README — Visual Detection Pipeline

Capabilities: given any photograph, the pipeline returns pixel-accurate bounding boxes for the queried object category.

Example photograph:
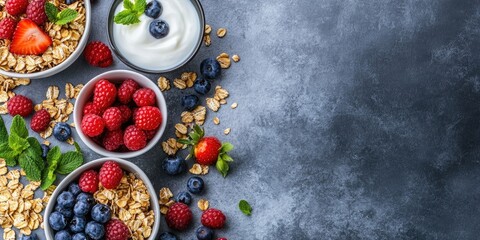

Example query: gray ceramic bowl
[43,158,160,240]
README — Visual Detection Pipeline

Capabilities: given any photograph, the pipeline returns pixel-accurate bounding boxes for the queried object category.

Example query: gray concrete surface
[2,0,480,239]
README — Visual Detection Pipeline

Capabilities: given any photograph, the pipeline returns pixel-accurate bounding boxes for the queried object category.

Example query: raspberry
[116,105,132,123]
[26,0,47,25]
[6,0,28,16]
[201,208,226,229]
[7,95,33,117]
[144,128,158,140]
[81,114,105,137]
[0,17,17,40]
[99,161,123,189]
[83,102,102,116]
[133,106,162,131]
[84,41,113,67]
[30,109,50,133]
[102,129,124,151]
[165,203,192,231]
[117,79,139,104]
[123,125,147,151]
[78,170,99,194]
[105,219,130,240]
[132,88,156,107]
[102,107,122,131]
[93,79,117,110]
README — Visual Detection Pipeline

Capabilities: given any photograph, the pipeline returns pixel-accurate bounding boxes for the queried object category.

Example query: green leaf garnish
[19,148,45,181]
[9,132,29,154]
[45,3,59,22]
[45,2,78,25]
[239,200,252,216]
[114,0,146,25]
[0,116,8,143]
[11,115,28,138]
[216,159,229,178]
[56,151,83,174]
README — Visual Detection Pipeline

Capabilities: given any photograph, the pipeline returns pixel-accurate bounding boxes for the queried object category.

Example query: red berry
[30,109,50,133]
[78,170,99,194]
[143,128,158,140]
[117,79,139,104]
[201,208,226,229]
[7,95,33,117]
[105,219,130,240]
[194,137,222,165]
[99,161,123,189]
[84,41,113,67]
[81,114,105,137]
[0,17,17,40]
[6,0,28,16]
[165,203,192,231]
[132,88,156,107]
[10,19,51,55]
[123,125,147,151]
[102,107,122,131]
[93,79,117,110]
[116,105,132,123]
[133,106,162,131]
[102,129,124,151]
[26,0,47,25]
[83,102,102,116]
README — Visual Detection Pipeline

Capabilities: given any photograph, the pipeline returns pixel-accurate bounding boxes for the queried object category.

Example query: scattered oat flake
[206,98,220,112]
[232,54,240,62]
[231,102,238,109]
[204,24,212,34]
[173,78,187,90]
[216,53,231,69]
[157,76,170,91]
[197,199,209,211]
[224,128,231,135]
[217,28,227,38]
[204,35,211,47]
[213,117,220,125]
[189,164,202,175]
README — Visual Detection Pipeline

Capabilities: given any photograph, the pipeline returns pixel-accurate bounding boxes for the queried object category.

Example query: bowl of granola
[43,158,160,240]
[0,0,91,79]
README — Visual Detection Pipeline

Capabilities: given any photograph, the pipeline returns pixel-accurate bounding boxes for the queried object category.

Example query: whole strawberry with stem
[178,125,234,177]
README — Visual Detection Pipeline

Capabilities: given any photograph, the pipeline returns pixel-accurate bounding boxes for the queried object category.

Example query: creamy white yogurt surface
[112,0,201,71]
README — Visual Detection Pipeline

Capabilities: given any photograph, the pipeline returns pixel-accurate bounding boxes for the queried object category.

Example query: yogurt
[112,0,201,71]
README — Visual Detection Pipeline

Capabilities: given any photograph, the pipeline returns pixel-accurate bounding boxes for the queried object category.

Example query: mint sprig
[45,2,78,26]
[114,0,146,25]
[239,200,252,216]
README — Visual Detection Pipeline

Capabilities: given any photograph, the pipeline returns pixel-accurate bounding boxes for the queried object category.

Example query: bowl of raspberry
[43,158,161,240]
[73,69,167,158]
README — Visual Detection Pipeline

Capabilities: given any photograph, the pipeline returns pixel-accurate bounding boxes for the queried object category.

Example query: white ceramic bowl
[43,158,161,240]
[0,0,92,79]
[73,70,167,158]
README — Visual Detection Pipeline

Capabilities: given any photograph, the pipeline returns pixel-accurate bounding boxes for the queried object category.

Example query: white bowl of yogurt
[107,0,205,73]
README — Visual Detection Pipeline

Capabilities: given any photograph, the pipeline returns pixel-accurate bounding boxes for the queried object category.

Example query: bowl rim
[106,0,206,74]
[43,157,161,240]
[73,69,167,158]
[0,0,92,79]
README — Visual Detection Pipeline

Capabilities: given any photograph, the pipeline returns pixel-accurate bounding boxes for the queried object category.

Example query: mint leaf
[0,142,17,166]
[123,0,134,10]
[19,148,44,181]
[27,137,42,156]
[239,200,252,216]
[56,151,83,174]
[220,142,234,153]
[45,2,59,22]
[47,146,61,167]
[11,115,28,139]
[41,168,56,190]
[216,159,229,178]
[56,8,78,25]
[114,10,140,25]
[0,116,8,143]
[8,132,29,154]
[74,142,81,152]
[133,0,146,13]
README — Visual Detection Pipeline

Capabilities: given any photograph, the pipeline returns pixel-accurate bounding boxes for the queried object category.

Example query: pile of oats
[206,86,229,112]
[0,0,86,74]
[203,24,212,47]
[189,163,209,175]
[94,172,155,240]
[158,187,175,215]
[0,159,55,239]
[0,76,30,114]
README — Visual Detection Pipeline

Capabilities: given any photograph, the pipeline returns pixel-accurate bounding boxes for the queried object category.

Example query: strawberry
[179,125,234,177]
[9,19,52,55]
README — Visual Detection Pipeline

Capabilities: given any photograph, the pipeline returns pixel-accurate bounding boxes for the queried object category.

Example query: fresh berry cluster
[80,79,163,151]
[49,161,131,240]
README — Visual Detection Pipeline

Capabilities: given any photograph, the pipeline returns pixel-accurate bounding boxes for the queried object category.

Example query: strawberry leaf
[177,139,190,145]
[239,200,252,216]
[220,142,234,153]
[216,159,229,178]
[220,153,233,162]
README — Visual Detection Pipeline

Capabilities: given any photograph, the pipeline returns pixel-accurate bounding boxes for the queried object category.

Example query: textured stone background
[3,0,480,239]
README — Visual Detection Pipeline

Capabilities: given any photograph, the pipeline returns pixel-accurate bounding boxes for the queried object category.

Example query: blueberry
[55,230,72,240]
[175,191,192,205]
[91,203,111,223]
[53,122,72,141]
[145,0,162,18]
[149,19,169,39]
[72,233,88,240]
[20,233,38,240]
[65,0,78,4]
[41,144,49,159]
[200,58,221,79]
[68,182,82,197]
[196,226,214,240]
[85,221,105,240]
[193,76,212,95]
[57,191,75,208]
[48,211,67,231]
[55,205,73,219]
[159,232,178,240]
[73,199,91,217]
[69,216,87,233]
[162,155,187,175]
[187,176,204,194]
[76,193,94,205]
[181,94,199,111]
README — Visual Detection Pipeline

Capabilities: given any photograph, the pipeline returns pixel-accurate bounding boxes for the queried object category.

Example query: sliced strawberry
[9,19,52,55]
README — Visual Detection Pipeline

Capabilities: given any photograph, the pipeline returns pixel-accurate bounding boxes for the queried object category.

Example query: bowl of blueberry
[43,158,160,240]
